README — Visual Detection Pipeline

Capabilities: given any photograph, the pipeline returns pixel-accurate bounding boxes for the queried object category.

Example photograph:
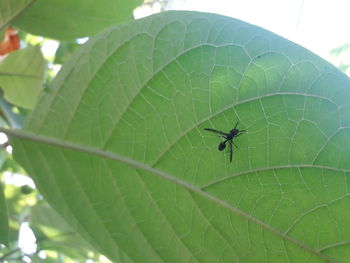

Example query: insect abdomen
[218,142,226,151]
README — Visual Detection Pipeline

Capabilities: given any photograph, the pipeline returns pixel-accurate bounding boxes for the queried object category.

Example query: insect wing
[204,128,228,136]
[228,141,233,162]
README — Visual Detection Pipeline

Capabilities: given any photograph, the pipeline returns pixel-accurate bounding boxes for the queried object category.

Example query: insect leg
[232,140,238,148]
[234,130,245,138]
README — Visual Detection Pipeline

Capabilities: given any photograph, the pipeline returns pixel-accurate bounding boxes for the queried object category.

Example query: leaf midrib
[3,127,340,263]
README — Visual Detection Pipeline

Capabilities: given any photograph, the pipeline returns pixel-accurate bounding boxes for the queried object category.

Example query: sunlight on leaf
[11,11,350,262]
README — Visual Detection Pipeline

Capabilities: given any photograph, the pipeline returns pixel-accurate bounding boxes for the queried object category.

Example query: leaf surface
[11,11,350,262]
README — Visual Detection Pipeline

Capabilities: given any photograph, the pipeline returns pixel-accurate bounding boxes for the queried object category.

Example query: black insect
[204,122,245,162]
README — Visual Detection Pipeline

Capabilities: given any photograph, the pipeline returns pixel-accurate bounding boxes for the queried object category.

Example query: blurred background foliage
[0,0,349,262]
[330,43,350,75]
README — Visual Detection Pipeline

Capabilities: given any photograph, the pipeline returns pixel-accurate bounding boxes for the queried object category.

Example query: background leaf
[0,181,9,247]
[0,96,25,128]
[11,0,143,40]
[10,11,350,262]
[0,151,9,247]
[30,202,109,262]
[0,0,33,29]
[0,45,45,109]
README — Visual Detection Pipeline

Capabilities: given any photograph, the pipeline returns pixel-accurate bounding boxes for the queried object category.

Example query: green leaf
[0,0,33,29]
[11,0,143,40]
[0,181,9,247]
[0,45,45,109]
[9,11,350,262]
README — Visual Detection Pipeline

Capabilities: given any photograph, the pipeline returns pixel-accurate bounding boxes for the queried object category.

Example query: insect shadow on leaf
[204,122,245,162]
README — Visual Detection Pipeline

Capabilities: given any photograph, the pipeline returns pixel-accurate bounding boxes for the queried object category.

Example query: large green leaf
[8,11,350,262]
[10,0,143,40]
[0,45,45,109]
